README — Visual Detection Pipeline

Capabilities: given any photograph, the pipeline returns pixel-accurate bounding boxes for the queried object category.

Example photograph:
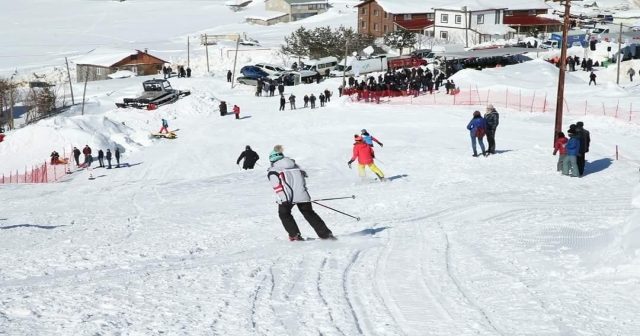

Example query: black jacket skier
[115,148,121,167]
[97,149,105,168]
[106,149,113,169]
[279,95,286,111]
[237,146,260,169]
[73,147,81,166]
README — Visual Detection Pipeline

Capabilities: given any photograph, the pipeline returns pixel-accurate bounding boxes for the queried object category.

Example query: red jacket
[82,147,92,155]
[350,142,374,165]
[554,137,567,155]
[233,106,240,115]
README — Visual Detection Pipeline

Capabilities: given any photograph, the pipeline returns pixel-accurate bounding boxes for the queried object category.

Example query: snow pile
[449,59,585,90]
[108,70,136,79]
[621,184,640,257]
[0,115,151,173]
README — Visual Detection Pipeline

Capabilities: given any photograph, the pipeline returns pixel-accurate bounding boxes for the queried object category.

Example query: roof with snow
[357,0,549,14]
[472,24,516,35]
[245,12,288,21]
[73,47,166,67]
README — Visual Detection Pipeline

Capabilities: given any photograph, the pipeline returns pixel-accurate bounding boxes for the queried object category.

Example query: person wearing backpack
[466,111,487,157]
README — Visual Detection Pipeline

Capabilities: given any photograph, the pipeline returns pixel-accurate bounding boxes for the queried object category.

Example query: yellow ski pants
[358,163,384,178]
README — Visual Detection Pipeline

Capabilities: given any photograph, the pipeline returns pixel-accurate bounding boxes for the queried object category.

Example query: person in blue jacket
[466,111,487,157]
[562,129,581,177]
[361,129,383,148]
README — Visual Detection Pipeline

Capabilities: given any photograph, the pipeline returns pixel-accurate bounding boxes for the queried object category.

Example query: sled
[151,132,177,139]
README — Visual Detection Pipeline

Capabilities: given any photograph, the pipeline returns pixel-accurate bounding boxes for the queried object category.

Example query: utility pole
[81,68,89,115]
[64,57,75,105]
[9,72,16,130]
[553,0,574,145]
[187,36,190,68]
[230,36,240,89]
[205,35,210,73]
[342,39,349,87]
[463,6,469,48]
[616,22,623,84]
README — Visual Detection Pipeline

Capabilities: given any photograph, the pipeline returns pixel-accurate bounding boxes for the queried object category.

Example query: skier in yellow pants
[347,135,385,180]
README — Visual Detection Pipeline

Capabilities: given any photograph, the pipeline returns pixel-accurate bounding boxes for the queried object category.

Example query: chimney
[144,48,148,54]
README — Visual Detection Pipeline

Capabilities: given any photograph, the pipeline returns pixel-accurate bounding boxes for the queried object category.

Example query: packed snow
[2,0,640,335]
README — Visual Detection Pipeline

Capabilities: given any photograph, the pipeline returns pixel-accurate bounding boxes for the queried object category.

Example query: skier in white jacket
[267,145,335,241]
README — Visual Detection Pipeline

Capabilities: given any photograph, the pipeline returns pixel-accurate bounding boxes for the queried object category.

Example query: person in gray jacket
[484,104,500,155]
[267,145,335,241]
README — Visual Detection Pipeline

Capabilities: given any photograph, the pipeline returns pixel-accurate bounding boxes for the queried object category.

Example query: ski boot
[289,234,305,242]
[321,234,338,241]
[472,151,479,157]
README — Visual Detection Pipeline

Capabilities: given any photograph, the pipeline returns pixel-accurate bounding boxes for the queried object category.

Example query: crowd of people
[162,65,191,79]
[70,145,122,169]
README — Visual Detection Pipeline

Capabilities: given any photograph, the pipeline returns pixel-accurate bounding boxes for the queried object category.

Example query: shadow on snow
[0,224,67,230]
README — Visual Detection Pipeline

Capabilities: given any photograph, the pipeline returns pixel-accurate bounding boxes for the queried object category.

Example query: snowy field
[2,0,640,335]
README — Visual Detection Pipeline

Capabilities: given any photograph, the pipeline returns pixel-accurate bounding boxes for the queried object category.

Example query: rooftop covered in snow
[357,0,550,14]
[73,47,166,68]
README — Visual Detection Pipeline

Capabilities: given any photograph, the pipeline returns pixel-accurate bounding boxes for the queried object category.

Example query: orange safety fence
[1,147,73,184]
[346,86,640,123]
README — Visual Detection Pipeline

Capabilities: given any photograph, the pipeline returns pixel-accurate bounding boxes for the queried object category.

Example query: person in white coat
[267,145,335,241]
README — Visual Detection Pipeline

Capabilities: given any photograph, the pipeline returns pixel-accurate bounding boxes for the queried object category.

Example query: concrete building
[74,47,167,83]
[264,0,329,22]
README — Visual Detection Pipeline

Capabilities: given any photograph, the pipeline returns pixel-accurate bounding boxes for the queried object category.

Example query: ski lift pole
[312,201,360,221]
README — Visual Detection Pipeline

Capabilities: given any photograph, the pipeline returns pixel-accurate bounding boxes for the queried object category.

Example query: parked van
[591,24,629,37]
[330,56,388,77]
[301,57,339,76]
[254,63,287,75]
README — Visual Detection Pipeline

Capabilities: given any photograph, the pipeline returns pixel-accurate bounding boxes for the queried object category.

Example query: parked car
[236,76,262,86]
[595,14,614,24]
[255,63,287,75]
[239,38,260,46]
[240,66,269,78]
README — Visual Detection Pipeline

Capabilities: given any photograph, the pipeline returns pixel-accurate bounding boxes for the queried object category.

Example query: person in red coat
[347,135,385,180]
[233,105,240,120]
[553,131,568,172]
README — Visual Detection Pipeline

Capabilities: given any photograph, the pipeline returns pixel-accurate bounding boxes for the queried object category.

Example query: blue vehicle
[240,66,269,78]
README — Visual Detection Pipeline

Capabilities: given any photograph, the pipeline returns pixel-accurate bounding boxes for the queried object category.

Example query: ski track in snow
[2,74,640,335]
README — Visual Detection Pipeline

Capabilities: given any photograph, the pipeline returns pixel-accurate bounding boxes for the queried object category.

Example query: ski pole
[312,201,360,221]
[311,195,356,202]
[374,158,385,164]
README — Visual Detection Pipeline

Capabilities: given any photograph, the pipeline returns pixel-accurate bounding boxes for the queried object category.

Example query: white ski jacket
[267,157,311,204]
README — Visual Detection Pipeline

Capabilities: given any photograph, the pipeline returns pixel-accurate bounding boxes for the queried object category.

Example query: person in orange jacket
[233,105,240,119]
[347,135,385,180]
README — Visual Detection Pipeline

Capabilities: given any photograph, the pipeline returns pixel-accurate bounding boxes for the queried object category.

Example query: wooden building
[74,47,167,83]
[355,0,434,37]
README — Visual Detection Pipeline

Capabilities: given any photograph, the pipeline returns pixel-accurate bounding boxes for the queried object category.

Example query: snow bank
[449,59,584,91]
[0,115,151,173]
[621,184,640,257]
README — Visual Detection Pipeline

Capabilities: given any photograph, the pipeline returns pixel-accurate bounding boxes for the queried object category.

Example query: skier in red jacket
[233,105,240,120]
[348,135,385,180]
[553,131,568,172]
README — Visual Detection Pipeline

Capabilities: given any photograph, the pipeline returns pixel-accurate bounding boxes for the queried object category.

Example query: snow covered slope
[2,74,640,335]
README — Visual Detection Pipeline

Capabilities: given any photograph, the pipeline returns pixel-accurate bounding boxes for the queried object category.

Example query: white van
[301,57,339,76]
[591,24,629,37]
[330,56,388,77]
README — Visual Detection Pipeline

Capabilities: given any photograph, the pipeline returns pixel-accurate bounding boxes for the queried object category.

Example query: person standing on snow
[303,95,310,108]
[82,145,92,166]
[227,70,232,82]
[628,68,635,82]
[98,149,105,168]
[289,94,296,110]
[159,119,169,134]
[115,148,121,168]
[267,145,336,241]
[467,111,487,157]
[219,101,228,116]
[237,145,260,170]
[309,94,317,109]
[279,95,286,111]
[348,135,385,180]
[106,149,113,169]
[553,131,568,172]
[319,93,326,107]
[574,121,590,176]
[324,89,331,102]
[589,71,597,85]
[563,129,580,177]
[483,104,499,155]
[73,147,81,167]
[233,105,240,120]
[360,129,383,148]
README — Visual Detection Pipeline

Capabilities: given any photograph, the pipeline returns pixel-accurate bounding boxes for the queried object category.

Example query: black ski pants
[278,202,332,238]
[577,154,586,176]
[98,157,104,167]
[486,129,496,154]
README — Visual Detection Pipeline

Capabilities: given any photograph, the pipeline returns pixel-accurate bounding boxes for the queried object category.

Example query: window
[361,21,367,29]
[361,7,366,14]
[477,14,484,24]
[440,31,448,39]
[130,54,138,61]
[528,9,536,15]
[374,9,379,16]
[425,30,434,37]
[384,25,389,32]
[455,15,461,24]
[309,4,325,10]
[403,14,412,20]
[495,10,500,24]
[505,10,513,16]
[426,13,434,19]
[96,68,102,75]
[441,14,448,23]
[374,23,379,31]
[384,12,388,19]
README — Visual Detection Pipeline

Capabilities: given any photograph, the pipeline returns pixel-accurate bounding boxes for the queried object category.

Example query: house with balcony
[264,0,329,22]
[355,0,434,38]
[430,6,517,46]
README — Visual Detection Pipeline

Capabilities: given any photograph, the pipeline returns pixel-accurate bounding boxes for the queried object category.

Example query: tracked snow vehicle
[116,79,190,109]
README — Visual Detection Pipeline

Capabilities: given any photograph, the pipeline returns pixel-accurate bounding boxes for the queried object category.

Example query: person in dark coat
[227,70,232,82]
[237,145,260,170]
[303,95,309,108]
[97,149,105,168]
[278,83,285,95]
[73,147,81,167]
[279,95,286,111]
[483,104,500,155]
[310,94,317,109]
[589,71,597,85]
[186,67,192,78]
[575,121,590,176]
[106,149,113,169]
[115,148,121,168]
[219,101,228,116]
[82,145,92,166]
[324,89,331,102]
[289,94,296,110]
[319,93,325,107]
